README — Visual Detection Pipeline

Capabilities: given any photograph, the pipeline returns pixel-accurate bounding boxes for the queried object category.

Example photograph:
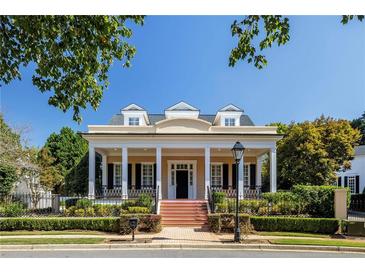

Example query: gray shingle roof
[109,113,255,126]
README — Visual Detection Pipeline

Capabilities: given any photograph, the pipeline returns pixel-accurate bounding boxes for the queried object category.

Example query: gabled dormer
[213,104,243,126]
[164,101,200,119]
[121,104,149,126]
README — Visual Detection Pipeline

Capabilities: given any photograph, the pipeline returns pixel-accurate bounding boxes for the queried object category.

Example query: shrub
[239,199,268,215]
[76,199,93,209]
[119,214,162,235]
[208,214,220,233]
[127,206,150,214]
[1,202,25,217]
[212,192,226,204]
[207,213,251,233]
[215,202,228,213]
[251,216,340,234]
[136,194,153,209]
[92,204,121,217]
[85,207,95,217]
[121,200,137,210]
[65,198,79,208]
[74,209,85,217]
[0,217,120,232]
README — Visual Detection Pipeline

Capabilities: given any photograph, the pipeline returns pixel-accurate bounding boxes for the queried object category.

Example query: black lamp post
[231,141,245,243]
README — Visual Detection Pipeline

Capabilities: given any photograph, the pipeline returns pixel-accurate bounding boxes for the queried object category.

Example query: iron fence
[210,186,262,199]
[350,194,365,212]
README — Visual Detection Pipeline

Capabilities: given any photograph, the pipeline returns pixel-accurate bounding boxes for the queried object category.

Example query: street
[1,248,365,258]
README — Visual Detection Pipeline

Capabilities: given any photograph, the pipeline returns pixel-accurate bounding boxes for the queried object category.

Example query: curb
[1,243,365,253]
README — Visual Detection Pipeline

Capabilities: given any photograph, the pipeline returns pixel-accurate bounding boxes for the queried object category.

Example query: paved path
[1,248,365,258]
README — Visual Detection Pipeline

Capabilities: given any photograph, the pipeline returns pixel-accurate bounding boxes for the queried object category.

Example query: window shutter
[135,163,141,190]
[344,176,348,188]
[232,164,237,189]
[107,164,114,189]
[223,164,229,189]
[128,164,132,190]
[337,177,342,187]
[356,175,360,194]
[153,164,157,189]
[250,164,256,189]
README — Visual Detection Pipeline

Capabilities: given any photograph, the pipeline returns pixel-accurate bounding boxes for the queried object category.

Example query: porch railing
[96,186,156,198]
[211,186,262,199]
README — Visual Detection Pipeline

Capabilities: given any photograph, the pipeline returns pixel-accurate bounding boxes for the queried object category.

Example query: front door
[176,170,189,199]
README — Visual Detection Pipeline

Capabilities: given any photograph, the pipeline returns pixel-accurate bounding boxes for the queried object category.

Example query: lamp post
[231,141,245,243]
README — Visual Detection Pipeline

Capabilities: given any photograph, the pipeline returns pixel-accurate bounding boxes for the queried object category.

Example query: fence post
[334,189,347,219]
[52,194,60,214]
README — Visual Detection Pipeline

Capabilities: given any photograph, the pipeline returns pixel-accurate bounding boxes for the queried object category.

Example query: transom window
[128,117,140,126]
[211,164,223,187]
[224,118,235,126]
[142,163,154,188]
[114,164,122,186]
[348,176,356,194]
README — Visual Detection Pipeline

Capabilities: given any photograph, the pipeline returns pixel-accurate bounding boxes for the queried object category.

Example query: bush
[93,205,121,217]
[119,214,162,235]
[207,213,251,233]
[1,202,25,217]
[136,194,153,209]
[65,198,79,208]
[215,202,228,213]
[251,216,340,234]
[212,192,226,204]
[127,206,150,214]
[85,207,95,217]
[121,200,137,210]
[208,214,220,233]
[74,209,85,217]
[76,199,93,209]
[0,217,120,232]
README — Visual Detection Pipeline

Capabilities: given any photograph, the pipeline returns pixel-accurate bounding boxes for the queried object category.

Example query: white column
[238,155,244,198]
[122,147,128,199]
[156,146,162,199]
[88,146,95,198]
[102,154,107,188]
[256,155,263,188]
[270,147,277,192]
[204,146,211,199]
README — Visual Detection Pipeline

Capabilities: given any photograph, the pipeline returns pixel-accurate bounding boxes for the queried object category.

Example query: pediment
[166,101,199,111]
[155,118,211,133]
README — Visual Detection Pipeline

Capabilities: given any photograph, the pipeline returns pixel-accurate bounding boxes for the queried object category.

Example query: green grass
[270,238,365,248]
[0,230,110,236]
[0,238,105,245]
[257,231,330,238]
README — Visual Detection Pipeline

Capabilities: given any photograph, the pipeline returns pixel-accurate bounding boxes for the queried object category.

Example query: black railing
[350,194,365,212]
[211,186,262,199]
[96,186,156,198]
[207,186,214,213]
[154,185,159,214]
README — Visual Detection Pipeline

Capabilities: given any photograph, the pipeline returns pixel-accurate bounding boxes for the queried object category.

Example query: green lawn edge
[270,238,365,248]
[257,231,330,238]
[0,238,106,245]
[0,230,112,236]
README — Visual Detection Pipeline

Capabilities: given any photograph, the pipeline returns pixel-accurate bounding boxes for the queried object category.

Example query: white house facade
[82,101,282,201]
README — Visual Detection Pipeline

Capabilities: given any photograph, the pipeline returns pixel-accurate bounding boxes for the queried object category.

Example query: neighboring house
[336,145,365,195]
[14,178,52,209]
[81,101,282,200]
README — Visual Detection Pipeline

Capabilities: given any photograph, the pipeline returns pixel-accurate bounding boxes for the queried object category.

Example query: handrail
[207,186,215,213]
[154,185,159,214]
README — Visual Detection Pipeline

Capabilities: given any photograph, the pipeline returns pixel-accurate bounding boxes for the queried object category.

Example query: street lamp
[231,141,245,243]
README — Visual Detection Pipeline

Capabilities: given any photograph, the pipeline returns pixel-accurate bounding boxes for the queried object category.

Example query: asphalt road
[1,248,365,258]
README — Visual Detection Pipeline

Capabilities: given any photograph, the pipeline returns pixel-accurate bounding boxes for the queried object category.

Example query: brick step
[161,221,208,226]
[160,205,207,209]
[162,216,207,220]
[160,212,207,216]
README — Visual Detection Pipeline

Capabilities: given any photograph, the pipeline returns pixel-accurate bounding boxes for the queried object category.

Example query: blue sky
[1,16,365,147]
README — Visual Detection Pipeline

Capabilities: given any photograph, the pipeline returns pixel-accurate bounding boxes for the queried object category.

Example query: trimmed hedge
[120,214,162,235]
[208,213,251,233]
[0,217,120,232]
[251,216,340,234]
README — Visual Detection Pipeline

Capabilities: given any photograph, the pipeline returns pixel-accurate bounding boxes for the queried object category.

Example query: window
[348,176,356,194]
[224,118,235,126]
[244,164,250,187]
[211,164,222,187]
[114,164,122,186]
[128,117,140,126]
[142,163,154,188]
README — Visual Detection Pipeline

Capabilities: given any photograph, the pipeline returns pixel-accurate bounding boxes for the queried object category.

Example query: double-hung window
[348,176,356,194]
[224,118,235,126]
[244,164,250,187]
[128,117,140,126]
[142,163,154,188]
[211,163,223,188]
[114,164,122,187]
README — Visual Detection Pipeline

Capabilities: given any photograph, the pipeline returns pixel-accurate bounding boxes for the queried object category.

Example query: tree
[0,16,144,122]
[229,15,364,69]
[351,112,365,145]
[277,116,361,189]
[37,147,64,191]
[0,164,18,197]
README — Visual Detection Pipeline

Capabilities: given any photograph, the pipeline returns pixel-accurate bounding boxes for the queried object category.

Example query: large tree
[351,112,365,145]
[0,16,144,122]
[277,116,360,189]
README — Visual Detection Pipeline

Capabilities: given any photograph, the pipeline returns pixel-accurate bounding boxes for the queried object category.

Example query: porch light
[231,141,245,162]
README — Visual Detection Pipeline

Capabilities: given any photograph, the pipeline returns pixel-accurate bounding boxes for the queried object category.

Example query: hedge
[0,217,120,232]
[208,213,251,233]
[120,214,162,235]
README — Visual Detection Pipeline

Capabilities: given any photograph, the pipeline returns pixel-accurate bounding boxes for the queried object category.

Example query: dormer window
[128,117,140,126]
[224,118,236,126]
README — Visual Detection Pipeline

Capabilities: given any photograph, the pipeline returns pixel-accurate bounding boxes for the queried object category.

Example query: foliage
[0,164,18,197]
[64,198,79,208]
[351,112,365,145]
[136,193,153,209]
[1,16,145,122]
[37,147,63,191]
[250,216,340,234]
[212,191,226,204]
[277,116,360,188]
[208,214,221,233]
[229,15,364,70]
[0,202,25,217]
[119,214,162,235]
[0,217,120,232]
[207,213,251,233]
[126,206,150,214]
[75,198,93,209]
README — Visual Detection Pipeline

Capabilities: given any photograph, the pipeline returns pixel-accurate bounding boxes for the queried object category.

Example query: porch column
[156,146,162,199]
[88,146,95,198]
[122,147,128,199]
[102,154,107,188]
[204,146,211,199]
[270,147,277,192]
[238,154,244,198]
[256,155,263,188]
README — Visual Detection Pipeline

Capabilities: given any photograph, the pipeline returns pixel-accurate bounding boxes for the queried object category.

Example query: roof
[109,113,255,126]
[218,104,243,112]
[165,101,199,111]
[355,145,365,156]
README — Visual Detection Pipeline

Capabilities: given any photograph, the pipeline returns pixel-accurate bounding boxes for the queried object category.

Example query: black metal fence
[211,186,262,199]
[350,194,365,212]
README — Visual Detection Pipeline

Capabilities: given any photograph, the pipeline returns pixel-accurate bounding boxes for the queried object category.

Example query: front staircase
[159,200,208,227]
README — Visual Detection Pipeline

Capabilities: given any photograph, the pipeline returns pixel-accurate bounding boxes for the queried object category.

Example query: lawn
[257,232,330,238]
[0,238,106,245]
[270,238,365,248]
[0,230,110,236]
